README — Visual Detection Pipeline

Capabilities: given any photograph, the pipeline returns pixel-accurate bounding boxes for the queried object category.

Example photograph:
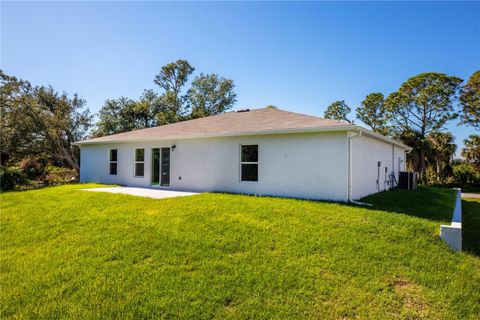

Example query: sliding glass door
[160,148,170,187]
[151,147,170,187]
[152,148,160,185]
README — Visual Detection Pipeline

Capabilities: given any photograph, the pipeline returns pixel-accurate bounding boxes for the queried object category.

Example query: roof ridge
[93,107,279,137]
[93,109,242,137]
[263,107,352,126]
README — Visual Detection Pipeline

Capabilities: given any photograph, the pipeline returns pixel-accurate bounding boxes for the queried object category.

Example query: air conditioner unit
[398,172,418,190]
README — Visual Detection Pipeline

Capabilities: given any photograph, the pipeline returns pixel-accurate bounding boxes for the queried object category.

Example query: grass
[360,186,457,222]
[1,185,479,319]
[463,197,480,256]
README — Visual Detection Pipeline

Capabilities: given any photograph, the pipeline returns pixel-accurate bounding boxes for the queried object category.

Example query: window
[240,145,258,182]
[109,149,117,175]
[134,148,145,177]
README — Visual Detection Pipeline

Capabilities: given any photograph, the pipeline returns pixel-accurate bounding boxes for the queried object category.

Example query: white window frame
[134,148,145,177]
[109,149,118,176]
[239,144,258,183]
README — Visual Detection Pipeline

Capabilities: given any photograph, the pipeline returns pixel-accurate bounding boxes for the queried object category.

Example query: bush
[0,163,77,192]
[18,157,47,180]
[452,162,479,186]
[45,166,77,185]
[0,166,27,191]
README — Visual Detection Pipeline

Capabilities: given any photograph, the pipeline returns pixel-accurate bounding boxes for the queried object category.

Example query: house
[74,108,410,201]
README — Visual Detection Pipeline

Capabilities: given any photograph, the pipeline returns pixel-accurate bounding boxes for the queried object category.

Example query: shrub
[452,162,479,186]
[18,157,47,180]
[45,166,77,185]
[0,166,27,191]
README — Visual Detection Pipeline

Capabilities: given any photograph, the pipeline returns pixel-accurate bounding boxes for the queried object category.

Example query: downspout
[347,130,372,206]
[391,144,395,188]
[392,144,394,175]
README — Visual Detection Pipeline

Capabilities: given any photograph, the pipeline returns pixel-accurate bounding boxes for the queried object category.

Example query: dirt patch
[389,278,433,319]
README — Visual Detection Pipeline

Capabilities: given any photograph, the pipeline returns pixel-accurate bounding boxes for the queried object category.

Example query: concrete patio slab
[82,187,199,199]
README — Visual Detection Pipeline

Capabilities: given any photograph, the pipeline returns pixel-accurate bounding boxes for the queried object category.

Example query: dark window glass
[135,149,144,162]
[110,149,117,162]
[241,145,258,162]
[161,148,170,187]
[241,164,258,182]
[152,148,160,185]
[110,162,117,175]
[135,163,144,177]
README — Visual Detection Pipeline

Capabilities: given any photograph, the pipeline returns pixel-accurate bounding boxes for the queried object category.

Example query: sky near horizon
[1,1,479,153]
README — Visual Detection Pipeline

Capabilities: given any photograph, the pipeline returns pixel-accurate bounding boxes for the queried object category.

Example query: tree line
[93,60,236,137]
[0,60,237,189]
[323,71,479,185]
[0,61,478,190]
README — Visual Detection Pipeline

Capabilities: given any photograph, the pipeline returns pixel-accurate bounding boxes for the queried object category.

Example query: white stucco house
[74,108,410,202]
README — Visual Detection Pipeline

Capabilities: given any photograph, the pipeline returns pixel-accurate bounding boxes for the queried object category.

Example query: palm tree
[461,134,480,169]
[427,132,457,183]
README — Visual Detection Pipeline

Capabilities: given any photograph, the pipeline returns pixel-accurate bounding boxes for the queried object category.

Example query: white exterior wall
[350,134,406,200]
[80,131,350,201]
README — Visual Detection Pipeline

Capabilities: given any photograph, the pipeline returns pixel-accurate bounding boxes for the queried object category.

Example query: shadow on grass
[359,186,456,223]
[462,199,480,256]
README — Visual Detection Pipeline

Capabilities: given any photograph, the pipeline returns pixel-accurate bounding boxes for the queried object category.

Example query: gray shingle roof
[76,108,353,144]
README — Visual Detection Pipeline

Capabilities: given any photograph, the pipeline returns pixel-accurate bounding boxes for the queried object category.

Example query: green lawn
[1,185,479,319]
[463,197,480,256]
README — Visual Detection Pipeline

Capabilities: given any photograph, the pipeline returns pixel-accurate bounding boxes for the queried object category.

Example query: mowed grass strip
[1,184,479,319]
[462,197,480,256]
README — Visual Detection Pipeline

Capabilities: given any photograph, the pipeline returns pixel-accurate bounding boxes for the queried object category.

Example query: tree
[0,71,37,165]
[427,132,456,183]
[385,72,462,184]
[324,100,352,123]
[188,73,236,119]
[462,134,480,169]
[0,70,92,174]
[395,129,424,173]
[95,60,237,132]
[94,97,136,136]
[154,59,194,124]
[94,90,161,137]
[136,89,162,127]
[452,161,479,185]
[356,93,389,135]
[459,71,480,130]
[32,86,92,174]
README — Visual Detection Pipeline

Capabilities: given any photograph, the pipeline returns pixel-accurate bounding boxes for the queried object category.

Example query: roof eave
[73,124,410,150]
[353,126,412,150]
[73,125,355,146]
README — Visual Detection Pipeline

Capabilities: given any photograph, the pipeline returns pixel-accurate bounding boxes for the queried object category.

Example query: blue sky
[1,1,479,153]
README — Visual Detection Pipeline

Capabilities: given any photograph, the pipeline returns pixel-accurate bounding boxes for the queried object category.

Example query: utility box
[398,172,418,190]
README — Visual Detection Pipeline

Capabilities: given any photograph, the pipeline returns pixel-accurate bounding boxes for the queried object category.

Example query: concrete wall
[350,134,406,200]
[440,188,462,251]
[80,131,350,201]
